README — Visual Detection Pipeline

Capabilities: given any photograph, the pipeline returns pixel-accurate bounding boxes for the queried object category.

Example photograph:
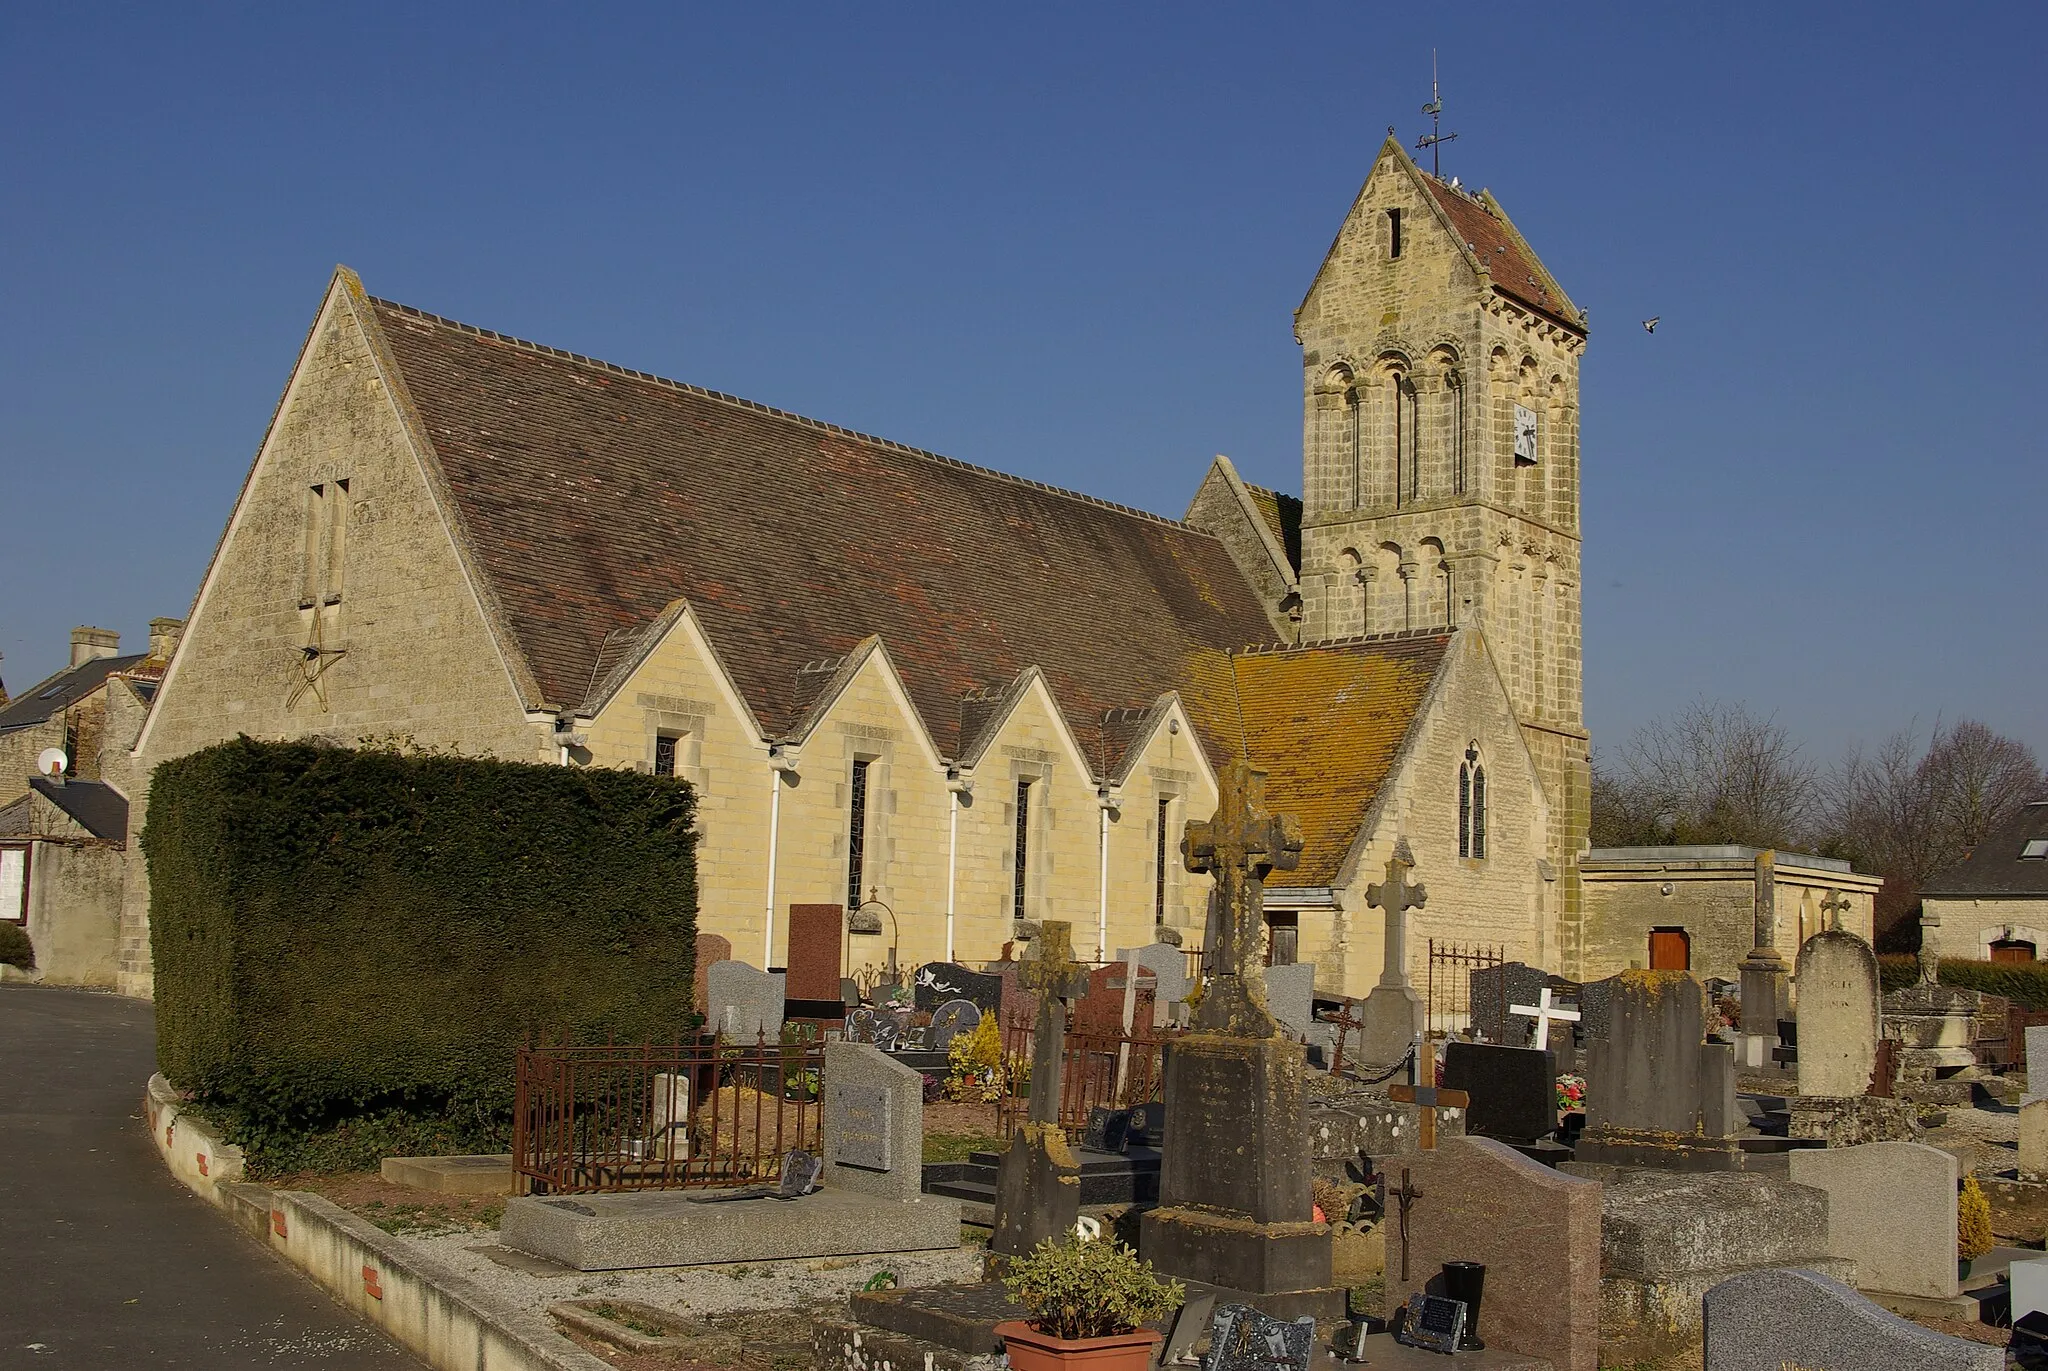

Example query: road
[0,984,422,1368]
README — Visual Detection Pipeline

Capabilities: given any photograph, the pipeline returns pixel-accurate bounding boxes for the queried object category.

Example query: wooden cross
[1509,986,1582,1052]
[1364,838,1427,989]
[1019,920,1090,1127]
[1388,1082,1468,1152]
[1183,758,1304,982]
[1820,889,1852,933]
[1389,1166,1423,1282]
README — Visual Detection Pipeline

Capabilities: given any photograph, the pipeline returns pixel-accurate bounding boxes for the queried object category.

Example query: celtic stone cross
[1365,837,1428,989]
[1182,758,1303,1032]
[1019,919,1090,1126]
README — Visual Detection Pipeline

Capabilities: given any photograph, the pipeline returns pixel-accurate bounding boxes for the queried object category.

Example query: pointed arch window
[1458,749,1487,861]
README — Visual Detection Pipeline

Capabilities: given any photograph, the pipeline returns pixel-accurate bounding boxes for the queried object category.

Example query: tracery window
[1458,752,1488,861]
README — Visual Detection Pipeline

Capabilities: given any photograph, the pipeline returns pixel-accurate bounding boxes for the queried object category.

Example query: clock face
[1514,404,1539,464]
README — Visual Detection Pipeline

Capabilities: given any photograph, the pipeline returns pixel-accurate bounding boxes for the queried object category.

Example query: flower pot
[995,1320,1162,1371]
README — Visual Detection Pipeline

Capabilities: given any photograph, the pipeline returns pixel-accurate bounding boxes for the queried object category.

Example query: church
[103,138,1599,1003]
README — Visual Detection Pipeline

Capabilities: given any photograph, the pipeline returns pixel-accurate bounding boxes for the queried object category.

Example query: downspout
[945,766,973,963]
[1096,785,1119,962]
[764,744,799,966]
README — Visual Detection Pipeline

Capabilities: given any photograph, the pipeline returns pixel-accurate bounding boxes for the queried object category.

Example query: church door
[1649,928,1691,971]
[1265,913,1299,967]
[1991,939,2037,964]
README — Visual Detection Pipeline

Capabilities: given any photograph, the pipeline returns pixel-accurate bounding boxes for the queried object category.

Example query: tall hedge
[145,737,697,1163]
[1877,953,2048,1009]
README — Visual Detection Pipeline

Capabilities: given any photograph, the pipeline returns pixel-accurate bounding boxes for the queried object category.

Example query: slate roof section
[1224,632,1451,885]
[0,655,148,734]
[1419,176,1581,329]
[25,778,128,841]
[1921,802,2048,898]
[370,298,1281,760]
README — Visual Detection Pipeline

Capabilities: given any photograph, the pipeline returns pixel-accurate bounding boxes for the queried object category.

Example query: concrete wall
[1922,896,2048,960]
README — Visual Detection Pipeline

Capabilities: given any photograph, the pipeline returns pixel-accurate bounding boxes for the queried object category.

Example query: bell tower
[1293,136,1593,971]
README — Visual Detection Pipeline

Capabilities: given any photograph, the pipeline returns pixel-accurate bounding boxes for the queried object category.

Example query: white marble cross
[1509,985,1582,1051]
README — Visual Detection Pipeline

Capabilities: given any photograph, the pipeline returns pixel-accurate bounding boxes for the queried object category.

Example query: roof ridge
[1237,628,1453,657]
[368,297,1206,535]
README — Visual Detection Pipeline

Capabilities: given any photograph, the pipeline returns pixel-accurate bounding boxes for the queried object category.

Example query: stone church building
[106,138,1598,1002]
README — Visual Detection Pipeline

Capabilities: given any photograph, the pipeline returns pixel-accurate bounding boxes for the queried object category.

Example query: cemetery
[127,753,2048,1370]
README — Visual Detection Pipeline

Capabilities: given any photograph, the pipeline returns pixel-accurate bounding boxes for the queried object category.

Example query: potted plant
[996,1233,1184,1371]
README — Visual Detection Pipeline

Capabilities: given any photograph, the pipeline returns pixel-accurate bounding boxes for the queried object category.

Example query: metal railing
[996,1023,1183,1135]
[513,1037,825,1195]
[1424,939,1505,1038]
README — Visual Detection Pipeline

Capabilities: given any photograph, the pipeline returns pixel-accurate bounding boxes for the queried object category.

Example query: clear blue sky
[3,5,2042,766]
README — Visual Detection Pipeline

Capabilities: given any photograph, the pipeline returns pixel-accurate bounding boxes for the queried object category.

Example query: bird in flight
[1642,317,1660,334]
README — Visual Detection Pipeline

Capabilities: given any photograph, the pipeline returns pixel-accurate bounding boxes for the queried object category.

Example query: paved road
[0,985,422,1368]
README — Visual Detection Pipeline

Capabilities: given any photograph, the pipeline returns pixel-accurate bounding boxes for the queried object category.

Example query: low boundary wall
[146,1074,609,1371]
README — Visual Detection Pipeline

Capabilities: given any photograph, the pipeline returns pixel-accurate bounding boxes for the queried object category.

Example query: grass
[353,1196,504,1236]
[923,1130,1000,1163]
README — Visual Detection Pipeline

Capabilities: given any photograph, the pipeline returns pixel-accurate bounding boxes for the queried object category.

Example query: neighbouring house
[1579,845,1881,983]
[1918,800,2048,962]
[0,622,178,986]
[104,137,1602,1002]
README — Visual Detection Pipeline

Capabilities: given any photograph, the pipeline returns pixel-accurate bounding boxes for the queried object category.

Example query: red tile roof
[1420,178,1579,327]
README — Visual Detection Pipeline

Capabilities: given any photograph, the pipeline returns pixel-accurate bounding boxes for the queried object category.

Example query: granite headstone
[1264,962,1317,1041]
[1441,1041,1556,1145]
[785,904,845,1005]
[693,933,734,1019]
[1469,963,1550,1048]
[1072,961,1155,1036]
[1787,1141,1960,1300]
[912,961,1003,1017]
[1119,942,1192,1028]
[822,1041,926,1203]
[706,960,784,1042]
[1701,1267,1999,1371]
[1575,971,1741,1170]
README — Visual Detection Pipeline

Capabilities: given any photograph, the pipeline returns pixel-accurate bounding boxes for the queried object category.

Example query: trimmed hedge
[1876,953,2048,1010]
[145,737,697,1170]
[0,922,33,969]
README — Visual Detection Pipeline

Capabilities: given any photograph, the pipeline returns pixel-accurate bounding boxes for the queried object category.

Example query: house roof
[13,778,129,841]
[1921,802,2048,899]
[1418,176,1581,328]
[1224,632,1451,885]
[369,297,1281,761]
[0,654,147,735]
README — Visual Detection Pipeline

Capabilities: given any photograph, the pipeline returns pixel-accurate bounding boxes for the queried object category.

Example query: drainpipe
[1096,784,1120,962]
[764,745,800,965]
[945,766,974,962]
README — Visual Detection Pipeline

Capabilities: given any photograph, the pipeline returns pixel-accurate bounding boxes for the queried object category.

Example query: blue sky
[3,5,2042,767]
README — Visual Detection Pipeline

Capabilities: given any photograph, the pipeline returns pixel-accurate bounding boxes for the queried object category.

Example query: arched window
[1458,748,1487,860]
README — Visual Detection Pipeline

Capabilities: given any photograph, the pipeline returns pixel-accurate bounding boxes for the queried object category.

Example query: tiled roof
[370,299,1282,760]
[1420,177,1579,327]
[1922,802,2048,898]
[1240,482,1303,575]
[24,778,128,841]
[0,655,147,735]
[1226,633,1451,885]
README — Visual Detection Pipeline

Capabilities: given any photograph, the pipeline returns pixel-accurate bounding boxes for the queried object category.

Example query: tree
[1593,700,1818,850]
[1821,719,2044,943]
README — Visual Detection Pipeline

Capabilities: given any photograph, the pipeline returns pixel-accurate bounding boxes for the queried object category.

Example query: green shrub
[145,737,697,1172]
[0,922,33,969]
[1002,1234,1183,1340]
[1934,958,2048,1010]
[1878,955,1918,993]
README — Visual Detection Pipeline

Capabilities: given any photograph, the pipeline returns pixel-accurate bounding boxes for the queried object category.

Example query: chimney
[70,627,120,668]
[147,617,185,664]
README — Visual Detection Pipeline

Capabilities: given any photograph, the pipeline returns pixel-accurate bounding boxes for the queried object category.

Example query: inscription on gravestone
[828,1082,893,1171]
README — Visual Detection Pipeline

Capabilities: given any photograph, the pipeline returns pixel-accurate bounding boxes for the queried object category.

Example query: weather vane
[1415,50,1458,179]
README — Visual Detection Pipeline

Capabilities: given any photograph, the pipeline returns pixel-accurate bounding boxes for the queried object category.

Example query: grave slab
[1787,1140,1959,1302]
[1441,1041,1555,1144]
[1702,1267,2000,1371]
[785,904,845,1004]
[379,1153,513,1195]
[1469,962,1550,1048]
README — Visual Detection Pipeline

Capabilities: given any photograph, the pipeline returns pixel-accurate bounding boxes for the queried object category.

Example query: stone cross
[1182,758,1304,1031]
[1018,919,1090,1126]
[1509,986,1582,1052]
[1365,838,1427,989]
[1387,1082,1468,1152]
[1820,889,1852,933]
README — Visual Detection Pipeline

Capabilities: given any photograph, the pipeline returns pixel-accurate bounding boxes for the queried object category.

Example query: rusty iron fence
[996,1024,1183,1135]
[1424,939,1505,1038]
[514,1037,826,1195]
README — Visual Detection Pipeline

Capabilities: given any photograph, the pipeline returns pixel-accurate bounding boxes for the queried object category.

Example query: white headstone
[1119,942,1192,1027]
[704,960,784,1042]
[1795,928,1880,1098]
[1787,1141,1959,1299]
[1265,962,1317,1040]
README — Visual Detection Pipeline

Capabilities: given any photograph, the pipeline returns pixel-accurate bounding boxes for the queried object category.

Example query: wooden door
[1991,940,2037,964]
[1649,928,1691,971]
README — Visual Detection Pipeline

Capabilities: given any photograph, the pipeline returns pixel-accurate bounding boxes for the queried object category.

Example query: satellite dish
[36,747,68,778]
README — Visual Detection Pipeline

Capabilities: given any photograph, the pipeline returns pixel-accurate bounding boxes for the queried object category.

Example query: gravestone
[1139,760,1339,1321]
[1264,962,1316,1041]
[2012,1256,2048,1326]
[1575,974,1620,1044]
[1795,926,1881,1098]
[1126,1099,1166,1149]
[990,920,1090,1263]
[1736,851,1790,1070]
[693,933,733,1019]
[2027,1025,2048,1104]
[785,904,845,1005]
[1469,963,1550,1047]
[1204,1303,1315,1371]
[912,961,1003,1017]
[1787,1141,1960,1301]
[1386,1136,1600,1371]
[1575,970,1742,1171]
[1356,840,1427,1066]
[927,998,982,1051]
[2022,1098,2048,1176]
[1441,1041,1555,1145]
[992,961,1041,1036]
[1702,1268,2000,1371]
[1072,961,1155,1036]
[706,960,785,1042]
[1080,1106,1130,1154]
[1119,942,1192,1028]
[823,1041,927,1203]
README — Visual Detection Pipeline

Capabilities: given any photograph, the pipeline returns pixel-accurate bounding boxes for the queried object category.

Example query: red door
[1649,928,1691,971]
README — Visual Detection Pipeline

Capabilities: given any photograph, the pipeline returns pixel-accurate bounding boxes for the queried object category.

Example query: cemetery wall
[20,837,124,987]
[1581,860,1878,983]
[1922,895,2048,960]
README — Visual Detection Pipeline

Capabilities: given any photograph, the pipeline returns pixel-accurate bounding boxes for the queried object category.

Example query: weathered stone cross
[1364,838,1427,989]
[1183,757,1304,1031]
[1509,985,1582,1052]
[1387,1081,1468,1152]
[1019,920,1091,1127]
[1820,889,1852,933]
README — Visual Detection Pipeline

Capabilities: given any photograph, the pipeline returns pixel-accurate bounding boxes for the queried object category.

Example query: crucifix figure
[1389,1166,1424,1282]
[1183,758,1304,1034]
[1509,985,1582,1052]
[1387,1082,1468,1152]
[1365,838,1427,989]
[1018,920,1091,1126]
[1820,889,1852,934]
